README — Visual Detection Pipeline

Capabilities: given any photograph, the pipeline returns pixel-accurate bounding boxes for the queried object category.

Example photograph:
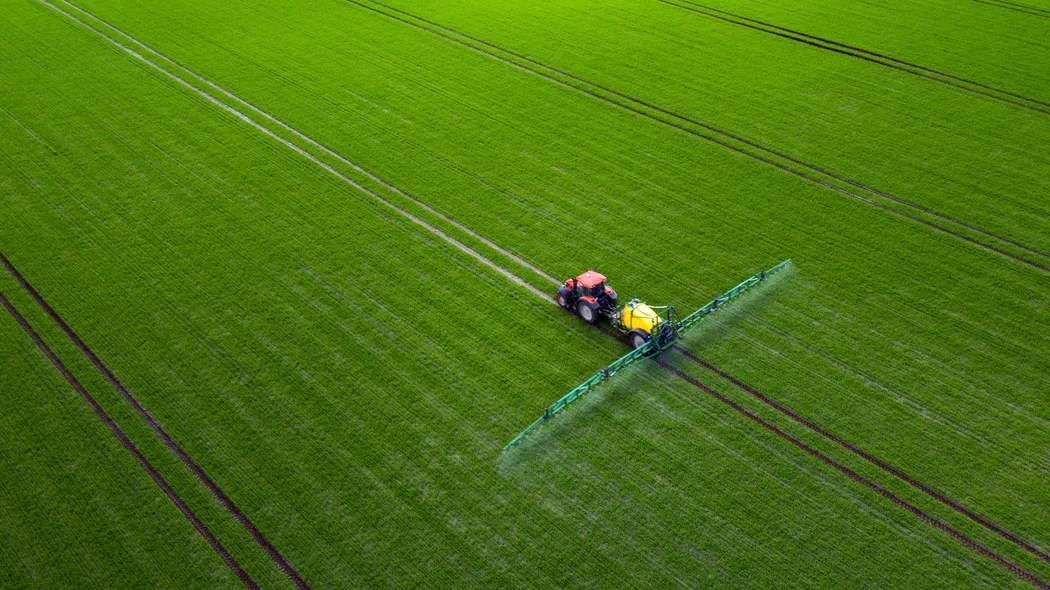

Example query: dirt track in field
[1,254,310,590]
[0,291,258,589]
[53,0,557,288]
[974,0,1050,19]
[577,317,1050,579]
[675,346,1050,566]
[43,0,549,304]
[656,358,1050,589]
[352,0,1050,275]
[658,0,1050,114]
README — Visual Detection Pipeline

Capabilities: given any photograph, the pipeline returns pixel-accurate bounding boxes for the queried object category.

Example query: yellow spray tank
[616,298,674,350]
[620,300,663,333]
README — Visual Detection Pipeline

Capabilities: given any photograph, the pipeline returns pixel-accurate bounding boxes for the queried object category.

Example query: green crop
[1,0,1048,586]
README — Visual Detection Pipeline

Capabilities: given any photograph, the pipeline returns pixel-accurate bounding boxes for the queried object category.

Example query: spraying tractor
[556,270,680,351]
[505,259,791,451]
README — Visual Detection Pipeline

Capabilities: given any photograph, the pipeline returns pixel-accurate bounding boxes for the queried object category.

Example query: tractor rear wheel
[577,301,599,324]
[629,330,651,350]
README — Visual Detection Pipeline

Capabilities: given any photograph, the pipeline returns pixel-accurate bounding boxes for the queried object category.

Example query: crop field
[1,0,1048,586]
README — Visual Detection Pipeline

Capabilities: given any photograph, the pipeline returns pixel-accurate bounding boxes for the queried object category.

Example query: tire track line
[39,0,551,304]
[675,347,1050,566]
[658,0,1050,114]
[55,0,558,287]
[983,0,1050,14]
[973,0,1050,19]
[348,0,1050,273]
[55,0,1050,272]
[19,2,553,578]
[674,0,1050,108]
[656,359,1050,589]
[0,291,258,589]
[585,317,1050,578]
[1,254,310,590]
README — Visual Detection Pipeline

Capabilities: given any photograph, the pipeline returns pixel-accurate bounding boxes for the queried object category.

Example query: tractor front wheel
[556,292,572,310]
[577,301,599,324]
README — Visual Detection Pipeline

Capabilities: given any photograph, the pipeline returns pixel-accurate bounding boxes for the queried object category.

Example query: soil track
[43,0,550,303]
[0,291,258,589]
[1,254,310,590]
[658,0,1050,114]
[974,0,1050,19]
[582,322,1050,578]
[655,359,1050,589]
[53,0,1050,276]
[676,347,1050,566]
[55,0,557,288]
[350,0,1050,274]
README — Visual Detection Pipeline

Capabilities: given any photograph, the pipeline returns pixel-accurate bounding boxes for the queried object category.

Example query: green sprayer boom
[503,259,791,452]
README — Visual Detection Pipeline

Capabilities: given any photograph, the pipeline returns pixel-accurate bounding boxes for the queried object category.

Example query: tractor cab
[575,271,610,299]
[556,270,618,324]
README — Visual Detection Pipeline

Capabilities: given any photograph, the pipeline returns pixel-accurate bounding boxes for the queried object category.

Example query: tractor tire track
[974,0,1050,19]
[52,0,1050,275]
[39,0,546,302]
[655,359,1050,589]
[348,0,1050,273]
[0,291,258,589]
[54,0,1050,274]
[1,254,311,590]
[675,347,1050,566]
[588,319,1050,575]
[982,0,1050,14]
[658,0,1050,114]
[54,0,557,289]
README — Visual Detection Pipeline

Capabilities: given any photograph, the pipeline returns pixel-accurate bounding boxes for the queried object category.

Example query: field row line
[657,0,1050,114]
[736,303,1050,473]
[43,0,552,302]
[349,0,1050,274]
[1,253,309,588]
[579,305,1050,581]
[973,0,1050,19]
[674,317,1050,574]
[56,0,558,287]
[674,347,1050,566]
[0,291,259,589]
[656,358,1050,589]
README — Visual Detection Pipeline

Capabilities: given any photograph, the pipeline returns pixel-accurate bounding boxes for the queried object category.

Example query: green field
[1,0,1048,586]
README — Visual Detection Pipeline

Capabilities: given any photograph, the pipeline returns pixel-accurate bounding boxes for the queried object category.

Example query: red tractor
[555,270,619,325]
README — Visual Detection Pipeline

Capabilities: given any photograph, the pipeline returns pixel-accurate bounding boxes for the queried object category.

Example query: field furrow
[678,348,1050,566]
[656,0,1050,113]
[0,292,245,587]
[1,254,310,588]
[352,0,1050,252]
